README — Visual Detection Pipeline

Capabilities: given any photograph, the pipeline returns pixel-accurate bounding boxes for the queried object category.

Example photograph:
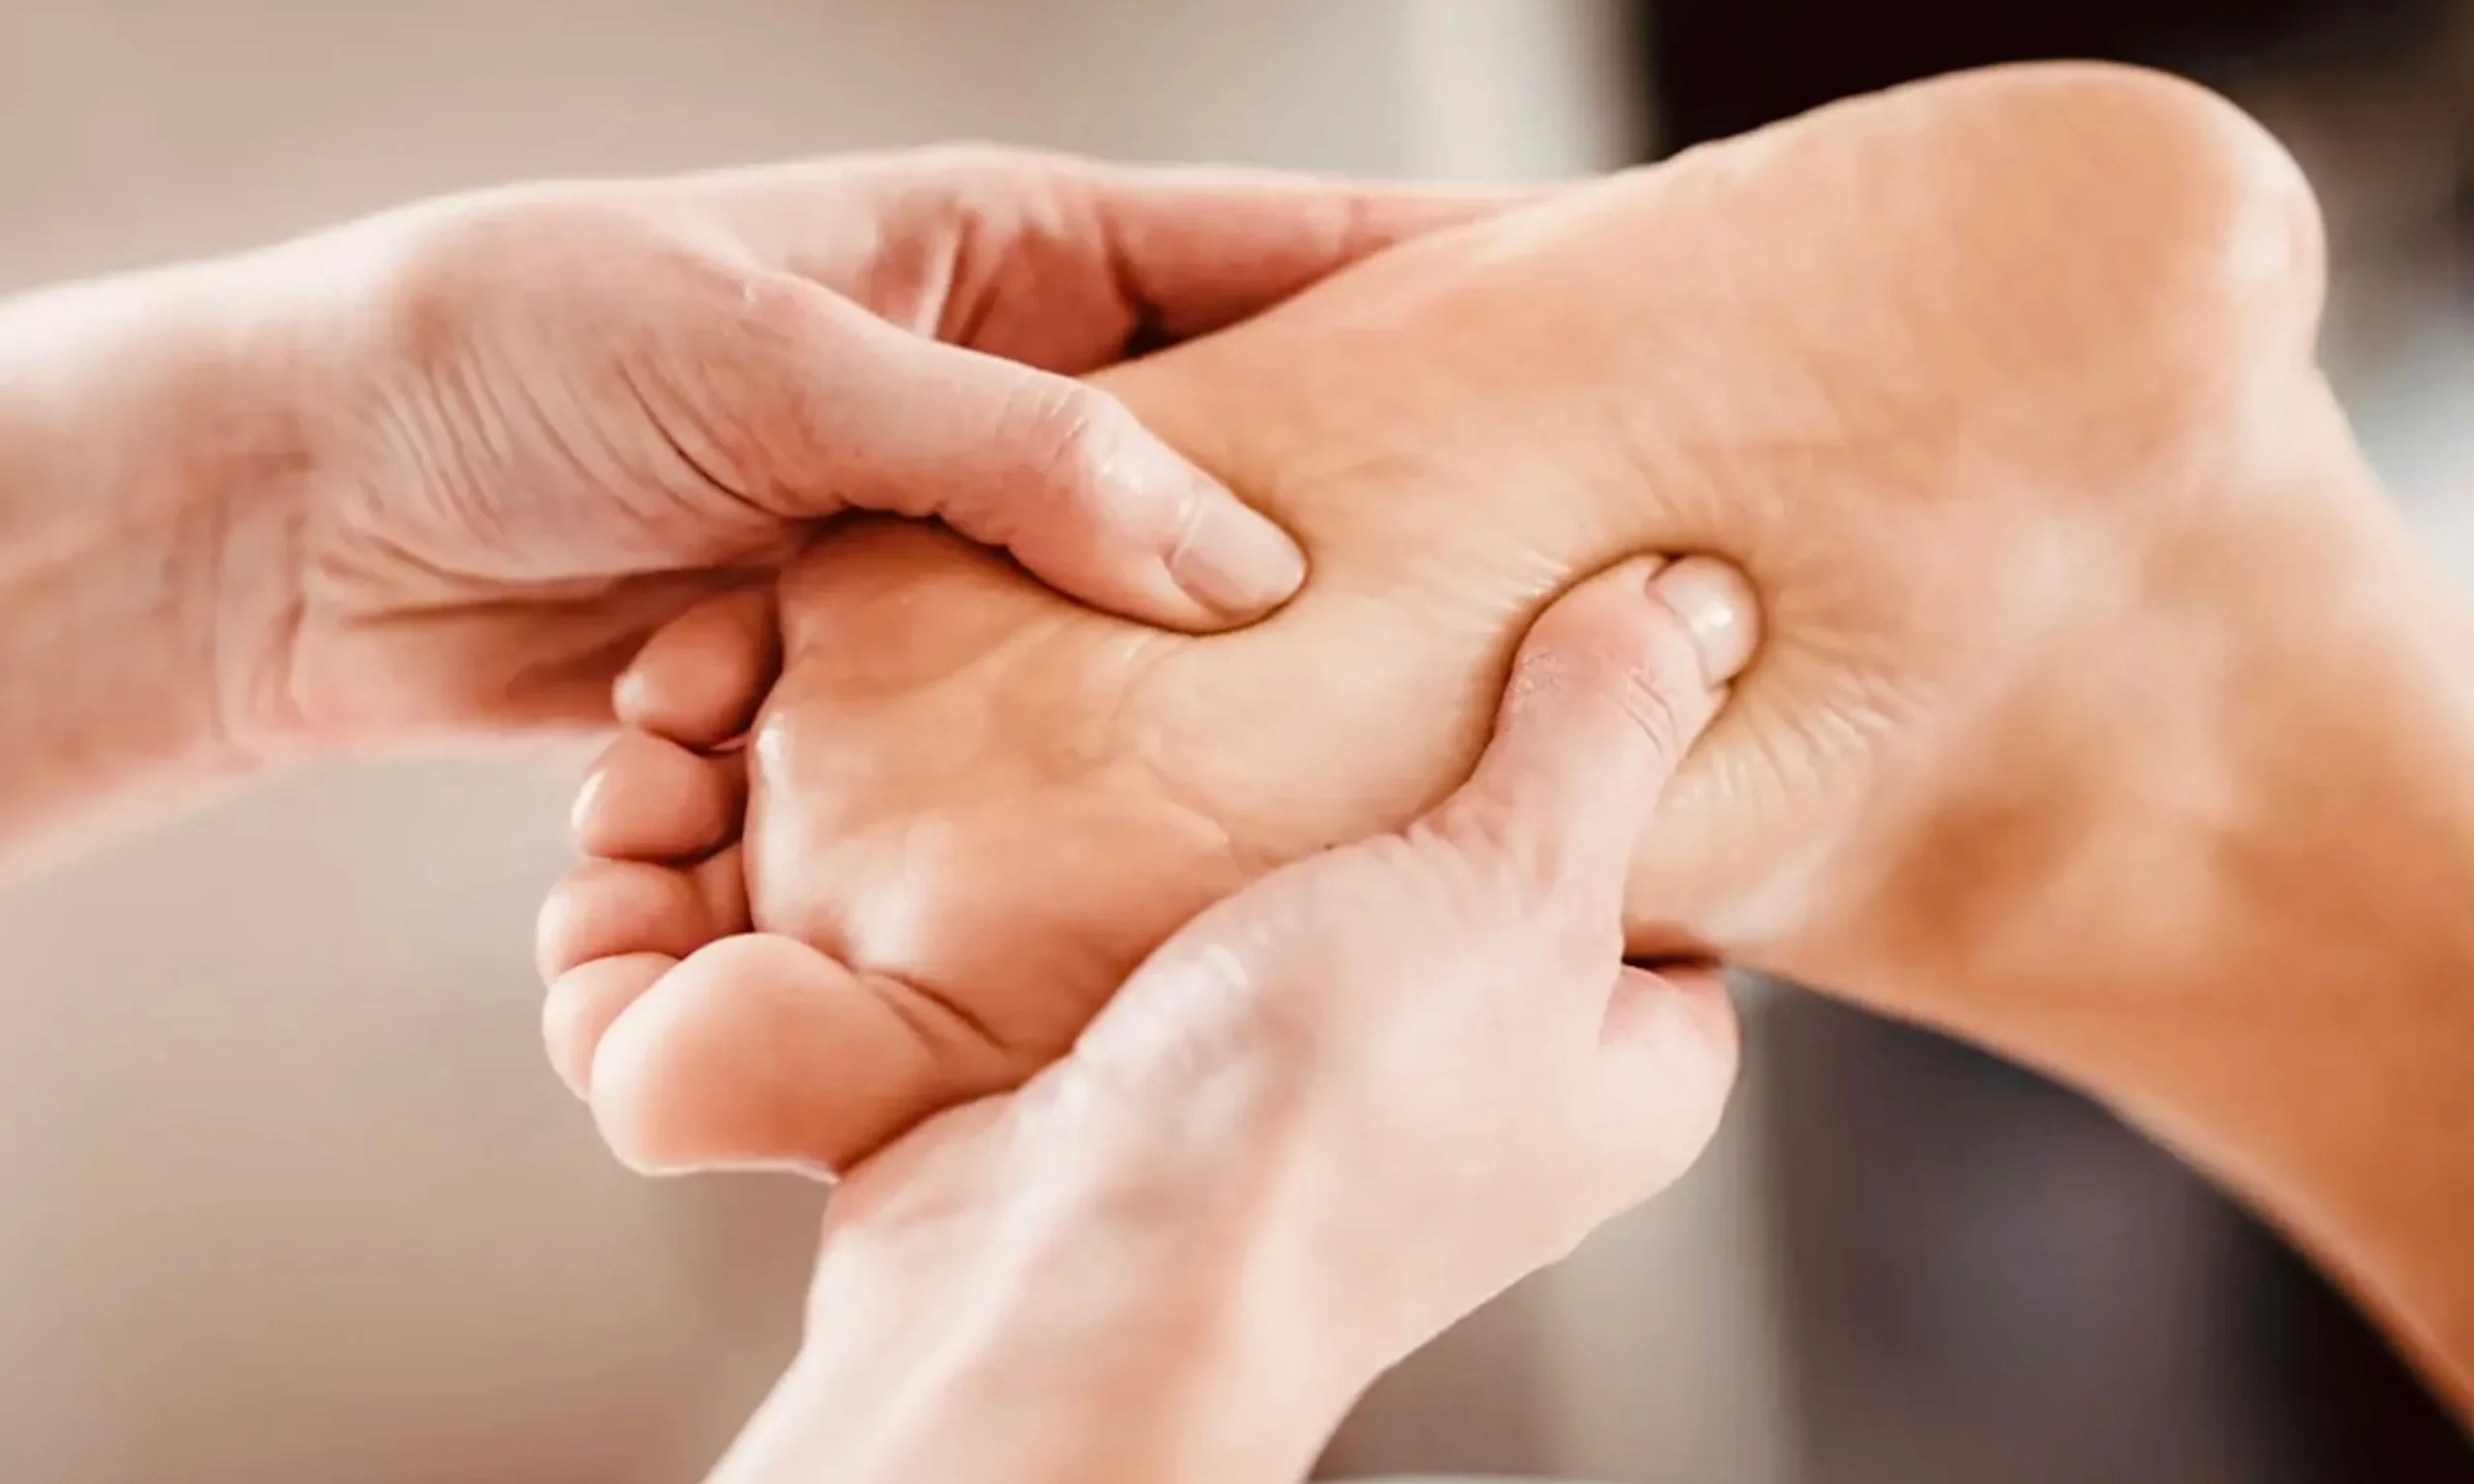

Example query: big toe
[586,933,1030,1177]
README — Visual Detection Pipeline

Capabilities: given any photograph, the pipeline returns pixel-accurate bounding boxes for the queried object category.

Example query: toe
[572,731,746,862]
[537,846,752,1099]
[542,952,676,1099]
[616,586,782,748]
[534,847,751,984]
[588,933,1026,1177]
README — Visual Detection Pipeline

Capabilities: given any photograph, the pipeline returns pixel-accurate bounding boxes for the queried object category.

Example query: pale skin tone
[1,55,2469,1484]
[0,145,1524,863]
[559,58,2474,1448]
[0,145,1551,1479]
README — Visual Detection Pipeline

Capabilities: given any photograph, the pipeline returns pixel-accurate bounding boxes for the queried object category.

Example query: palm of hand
[544,63,2408,1173]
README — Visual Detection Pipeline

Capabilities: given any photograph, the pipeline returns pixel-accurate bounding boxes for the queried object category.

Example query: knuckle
[992,377,1123,514]
[1424,786,1524,870]
[388,194,637,308]
[376,190,754,380]
[890,142,1079,228]
[1327,186,1384,266]
[1510,640,1686,761]
[908,140,1064,182]
[1612,663,1690,760]
[1425,791,1583,917]
[892,144,1089,244]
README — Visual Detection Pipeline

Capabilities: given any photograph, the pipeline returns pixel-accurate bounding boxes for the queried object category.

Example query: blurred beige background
[0,4,1797,1481]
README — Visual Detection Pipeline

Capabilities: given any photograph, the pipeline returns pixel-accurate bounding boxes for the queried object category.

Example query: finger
[571,732,746,862]
[1069,163,1550,340]
[693,148,1544,352]
[771,293,1306,630]
[1590,963,1742,1194]
[614,585,782,749]
[1431,554,1760,898]
[320,570,759,747]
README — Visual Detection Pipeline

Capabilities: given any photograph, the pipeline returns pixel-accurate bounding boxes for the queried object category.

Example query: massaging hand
[213,148,1512,756]
[700,557,1758,1484]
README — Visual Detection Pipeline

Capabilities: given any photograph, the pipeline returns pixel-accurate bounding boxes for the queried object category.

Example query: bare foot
[541,62,2424,1174]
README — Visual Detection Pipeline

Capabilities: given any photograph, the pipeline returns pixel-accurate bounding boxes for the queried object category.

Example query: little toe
[616,586,782,749]
[588,932,1027,1177]
[572,731,746,862]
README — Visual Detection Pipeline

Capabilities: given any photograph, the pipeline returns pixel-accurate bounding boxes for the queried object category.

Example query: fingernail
[1649,556,1760,684]
[1164,480,1309,619]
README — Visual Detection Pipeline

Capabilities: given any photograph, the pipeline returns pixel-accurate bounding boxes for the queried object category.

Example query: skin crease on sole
[539,59,2429,1184]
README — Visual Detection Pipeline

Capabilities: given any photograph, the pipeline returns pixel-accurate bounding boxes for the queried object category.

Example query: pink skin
[547,63,2474,1415]
[541,58,2341,1168]
[0,145,1535,867]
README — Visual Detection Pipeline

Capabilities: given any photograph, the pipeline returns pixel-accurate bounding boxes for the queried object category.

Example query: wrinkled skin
[540,62,2438,1173]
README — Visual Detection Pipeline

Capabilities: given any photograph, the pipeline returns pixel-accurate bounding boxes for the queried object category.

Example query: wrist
[0,255,313,858]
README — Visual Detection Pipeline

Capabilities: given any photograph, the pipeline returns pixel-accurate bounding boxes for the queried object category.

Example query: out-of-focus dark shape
[1760,990,2474,1483]
[1654,0,2344,147]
